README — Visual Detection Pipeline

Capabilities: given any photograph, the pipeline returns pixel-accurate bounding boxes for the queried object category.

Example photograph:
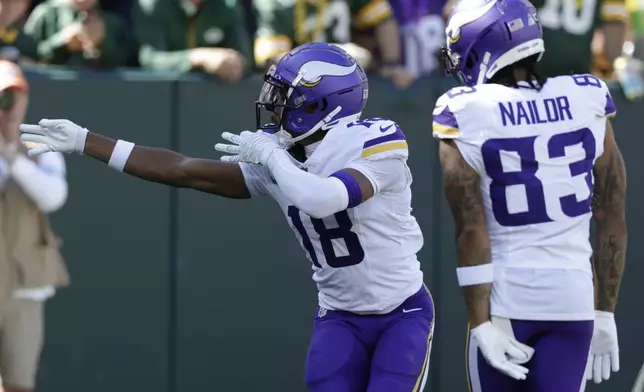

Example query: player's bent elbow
[296,194,342,219]
[307,211,332,219]
[299,205,336,220]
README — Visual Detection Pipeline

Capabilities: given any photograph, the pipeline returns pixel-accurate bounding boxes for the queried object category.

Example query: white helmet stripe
[298,61,358,85]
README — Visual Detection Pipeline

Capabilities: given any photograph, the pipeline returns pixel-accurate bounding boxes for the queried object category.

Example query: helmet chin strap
[476,51,491,85]
[287,105,343,143]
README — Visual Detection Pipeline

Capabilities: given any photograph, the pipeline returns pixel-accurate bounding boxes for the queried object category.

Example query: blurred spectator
[101,0,134,26]
[0,60,69,392]
[240,0,259,59]
[28,0,45,10]
[389,0,447,77]
[531,0,627,78]
[133,0,251,83]
[23,0,134,68]
[30,1,136,27]
[253,0,414,87]
[0,0,38,63]
[627,0,644,60]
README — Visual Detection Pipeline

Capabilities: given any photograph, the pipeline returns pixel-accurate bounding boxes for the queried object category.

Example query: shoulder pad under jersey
[559,74,617,119]
[342,117,408,161]
[432,85,484,140]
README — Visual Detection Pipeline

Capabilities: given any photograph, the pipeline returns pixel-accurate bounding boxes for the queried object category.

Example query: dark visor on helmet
[255,75,306,131]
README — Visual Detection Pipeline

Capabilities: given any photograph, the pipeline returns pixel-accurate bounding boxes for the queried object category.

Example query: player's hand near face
[214,130,284,164]
[20,119,251,198]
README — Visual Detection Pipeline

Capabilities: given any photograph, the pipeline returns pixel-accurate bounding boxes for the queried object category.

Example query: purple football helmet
[256,42,368,142]
[441,0,544,86]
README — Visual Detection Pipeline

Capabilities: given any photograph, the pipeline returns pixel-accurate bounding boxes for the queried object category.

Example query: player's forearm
[266,149,348,218]
[457,231,493,328]
[440,140,492,328]
[593,220,627,313]
[591,138,627,313]
[84,132,189,187]
[463,284,492,327]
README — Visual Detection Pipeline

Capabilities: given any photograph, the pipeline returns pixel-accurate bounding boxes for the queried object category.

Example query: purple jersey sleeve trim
[330,171,363,208]
[433,105,459,129]
[605,92,617,117]
[363,125,406,149]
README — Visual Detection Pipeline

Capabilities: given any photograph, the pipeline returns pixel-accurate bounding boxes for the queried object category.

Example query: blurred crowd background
[0,0,641,93]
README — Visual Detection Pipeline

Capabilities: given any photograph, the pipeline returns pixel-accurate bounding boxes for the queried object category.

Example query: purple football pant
[305,285,435,392]
[466,319,593,392]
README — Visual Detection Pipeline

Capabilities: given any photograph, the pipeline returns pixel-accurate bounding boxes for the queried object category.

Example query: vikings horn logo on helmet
[298,61,358,87]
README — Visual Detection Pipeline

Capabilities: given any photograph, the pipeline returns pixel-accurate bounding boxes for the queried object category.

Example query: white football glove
[471,320,535,381]
[214,130,283,164]
[19,119,88,156]
[586,311,619,384]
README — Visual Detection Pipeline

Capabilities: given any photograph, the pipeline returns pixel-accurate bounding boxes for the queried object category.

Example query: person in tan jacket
[0,60,68,392]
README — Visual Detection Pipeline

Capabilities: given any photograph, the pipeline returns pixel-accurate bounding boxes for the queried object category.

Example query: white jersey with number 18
[433,74,616,321]
[240,118,424,315]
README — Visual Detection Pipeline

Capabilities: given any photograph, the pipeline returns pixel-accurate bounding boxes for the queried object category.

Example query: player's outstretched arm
[84,132,250,198]
[592,120,627,313]
[20,119,250,199]
[438,139,491,327]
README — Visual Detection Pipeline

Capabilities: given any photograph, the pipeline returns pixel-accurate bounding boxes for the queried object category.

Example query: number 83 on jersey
[482,127,597,227]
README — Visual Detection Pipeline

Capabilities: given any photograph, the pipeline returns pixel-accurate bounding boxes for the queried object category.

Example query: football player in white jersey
[19,42,434,392]
[434,0,627,391]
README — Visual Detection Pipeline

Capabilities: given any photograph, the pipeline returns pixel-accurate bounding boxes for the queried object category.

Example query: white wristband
[457,264,494,286]
[108,140,135,172]
[76,127,89,154]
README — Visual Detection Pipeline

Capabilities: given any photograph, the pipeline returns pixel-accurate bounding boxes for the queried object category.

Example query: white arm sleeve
[239,162,272,197]
[266,149,349,219]
[10,152,68,213]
